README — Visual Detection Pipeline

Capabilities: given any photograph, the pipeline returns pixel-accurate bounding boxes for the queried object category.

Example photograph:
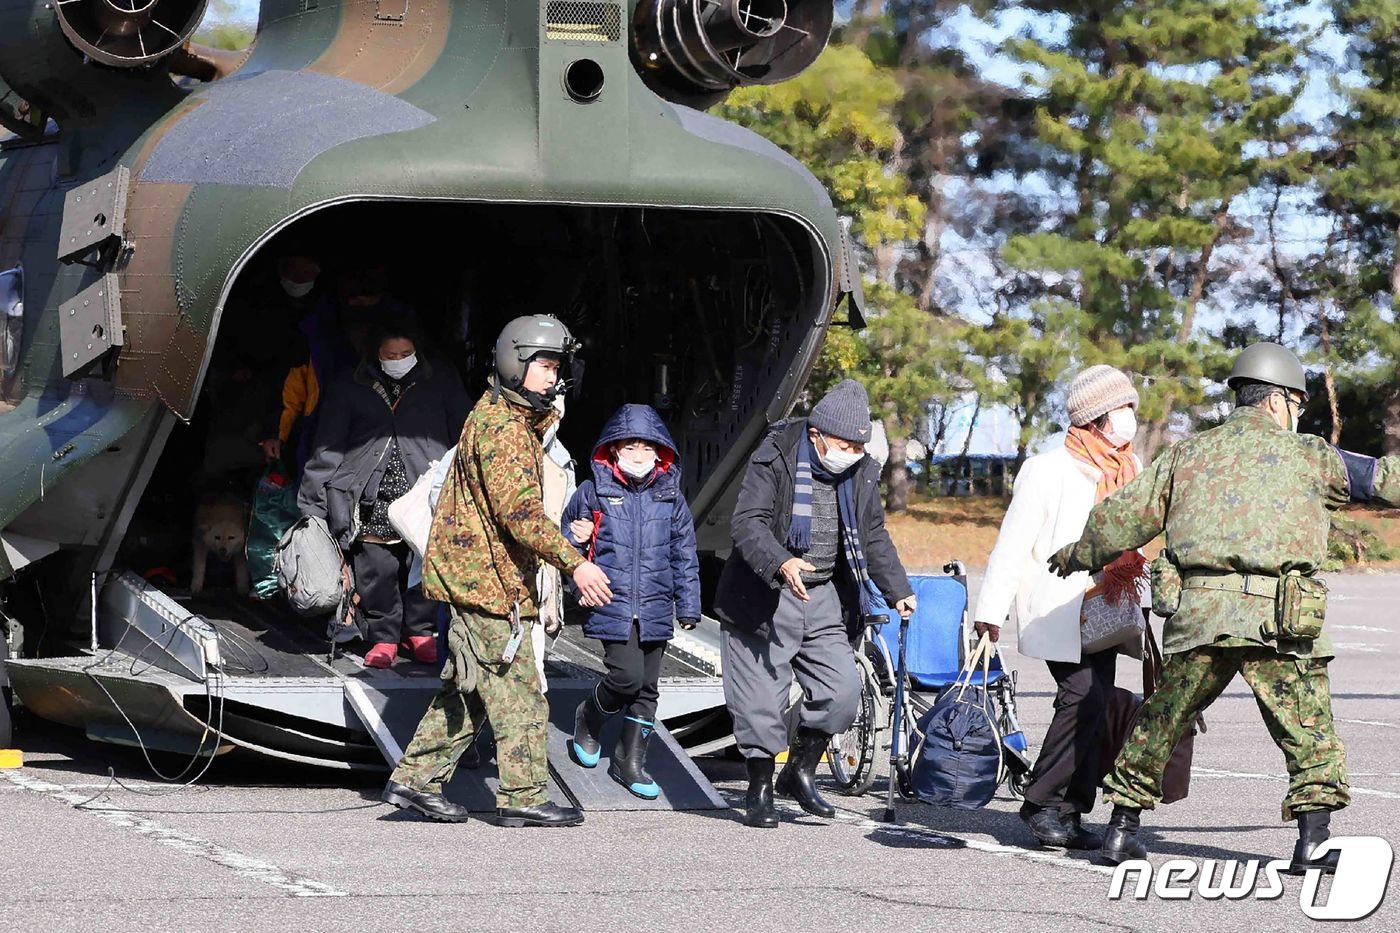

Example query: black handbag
[1098,620,1200,804]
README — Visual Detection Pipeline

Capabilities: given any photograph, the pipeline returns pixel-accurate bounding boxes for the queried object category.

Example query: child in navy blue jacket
[562,403,701,798]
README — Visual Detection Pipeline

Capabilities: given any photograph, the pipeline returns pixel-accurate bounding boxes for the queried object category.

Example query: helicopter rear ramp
[345,678,724,812]
[6,572,727,809]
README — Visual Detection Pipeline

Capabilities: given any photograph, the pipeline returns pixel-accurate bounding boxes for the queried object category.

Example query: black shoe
[1288,810,1342,875]
[1096,805,1148,865]
[608,716,661,799]
[569,687,610,768]
[381,780,470,823]
[495,801,585,828]
[775,727,836,819]
[1062,813,1103,850]
[744,756,779,828]
[1020,804,1071,847]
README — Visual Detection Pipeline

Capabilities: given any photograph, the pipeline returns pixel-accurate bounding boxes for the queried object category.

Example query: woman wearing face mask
[560,403,702,798]
[972,364,1146,850]
[299,323,469,668]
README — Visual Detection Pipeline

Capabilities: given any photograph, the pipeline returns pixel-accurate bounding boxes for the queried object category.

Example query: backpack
[909,634,1005,809]
[275,516,348,616]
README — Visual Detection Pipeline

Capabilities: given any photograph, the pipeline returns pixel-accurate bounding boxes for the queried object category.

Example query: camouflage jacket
[1065,407,1399,658]
[422,391,583,618]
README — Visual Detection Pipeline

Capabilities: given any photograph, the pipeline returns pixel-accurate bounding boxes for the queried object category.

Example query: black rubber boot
[495,800,585,828]
[381,780,470,823]
[775,727,836,819]
[608,716,661,799]
[569,686,610,768]
[1062,812,1104,851]
[744,756,780,828]
[1288,810,1342,875]
[1096,805,1148,865]
[1019,802,1070,847]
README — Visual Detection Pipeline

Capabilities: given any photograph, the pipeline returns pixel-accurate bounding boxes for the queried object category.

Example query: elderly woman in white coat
[972,365,1147,850]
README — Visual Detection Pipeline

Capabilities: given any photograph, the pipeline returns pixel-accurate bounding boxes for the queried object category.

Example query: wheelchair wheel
[1005,766,1029,801]
[827,672,880,796]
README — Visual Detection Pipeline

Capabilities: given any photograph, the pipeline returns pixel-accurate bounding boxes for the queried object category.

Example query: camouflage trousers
[1104,645,1349,821]
[390,607,549,808]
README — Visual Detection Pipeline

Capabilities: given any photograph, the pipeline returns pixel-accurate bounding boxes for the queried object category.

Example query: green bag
[248,462,301,599]
[1149,555,1182,617]
[1276,571,1327,641]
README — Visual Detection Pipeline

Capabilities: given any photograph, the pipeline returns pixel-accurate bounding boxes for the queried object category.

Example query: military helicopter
[0,0,863,794]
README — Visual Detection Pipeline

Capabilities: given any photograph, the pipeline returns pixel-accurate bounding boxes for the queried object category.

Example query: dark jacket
[299,356,469,548]
[714,419,913,634]
[562,404,702,642]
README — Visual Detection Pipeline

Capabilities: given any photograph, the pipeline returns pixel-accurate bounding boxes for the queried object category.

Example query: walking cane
[883,611,911,824]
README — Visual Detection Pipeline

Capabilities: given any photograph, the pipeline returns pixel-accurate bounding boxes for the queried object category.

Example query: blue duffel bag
[909,633,1004,809]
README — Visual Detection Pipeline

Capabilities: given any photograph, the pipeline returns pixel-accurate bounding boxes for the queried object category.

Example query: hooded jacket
[561,404,702,642]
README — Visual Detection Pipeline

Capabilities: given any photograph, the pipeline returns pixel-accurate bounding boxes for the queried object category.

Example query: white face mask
[817,435,863,473]
[281,278,314,299]
[1102,408,1137,448]
[619,456,656,480]
[380,353,416,379]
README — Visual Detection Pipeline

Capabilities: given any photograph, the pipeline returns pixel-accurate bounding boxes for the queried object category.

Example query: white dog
[191,495,250,595]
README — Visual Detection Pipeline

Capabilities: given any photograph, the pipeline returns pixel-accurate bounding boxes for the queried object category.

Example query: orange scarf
[1065,425,1147,606]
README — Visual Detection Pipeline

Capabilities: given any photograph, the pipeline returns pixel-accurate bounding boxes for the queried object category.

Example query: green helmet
[492,314,580,409]
[1226,342,1308,399]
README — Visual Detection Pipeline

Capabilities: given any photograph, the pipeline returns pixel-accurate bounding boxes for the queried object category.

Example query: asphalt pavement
[3,573,1398,932]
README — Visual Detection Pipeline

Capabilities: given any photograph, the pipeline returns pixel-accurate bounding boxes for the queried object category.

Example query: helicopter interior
[113,200,823,619]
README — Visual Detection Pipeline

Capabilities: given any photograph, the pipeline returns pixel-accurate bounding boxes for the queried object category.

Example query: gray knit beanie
[809,379,872,442]
[1066,365,1139,427]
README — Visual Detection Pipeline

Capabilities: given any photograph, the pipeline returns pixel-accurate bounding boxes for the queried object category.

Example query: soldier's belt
[1182,573,1279,599]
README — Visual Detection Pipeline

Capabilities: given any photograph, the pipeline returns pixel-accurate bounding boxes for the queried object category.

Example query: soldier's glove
[677,618,698,631]
[1047,543,1083,578]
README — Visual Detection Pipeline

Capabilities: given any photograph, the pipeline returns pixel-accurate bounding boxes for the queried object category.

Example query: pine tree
[1001,0,1309,458]
[1321,0,1400,453]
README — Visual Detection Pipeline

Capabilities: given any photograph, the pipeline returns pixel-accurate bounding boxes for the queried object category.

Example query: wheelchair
[826,562,1032,801]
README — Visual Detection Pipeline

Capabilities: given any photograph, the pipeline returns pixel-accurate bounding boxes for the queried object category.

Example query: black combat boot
[1288,810,1342,875]
[1019,802,1070,847]
[495,800,585,828]
[1096,805,1148,865]
[569,686,611,769]
[744,756,780,828]
[381,780,471,823]
[608,716,661,799]
[1062,812,1104,851]
[775,727,837,819]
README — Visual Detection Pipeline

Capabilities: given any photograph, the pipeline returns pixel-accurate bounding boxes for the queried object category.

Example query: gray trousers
[720,582,861,758]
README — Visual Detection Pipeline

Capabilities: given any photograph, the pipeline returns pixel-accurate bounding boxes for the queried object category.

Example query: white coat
[973,443,1140,663]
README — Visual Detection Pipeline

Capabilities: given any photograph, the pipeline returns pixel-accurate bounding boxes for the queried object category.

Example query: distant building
[926,453,1017,497]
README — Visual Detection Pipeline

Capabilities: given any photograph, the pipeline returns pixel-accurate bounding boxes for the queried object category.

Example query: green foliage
[194,23,256,51]
[1327,513,1400,569]
[195,0,255,50]
[997,0,1311,455]
[717,46,925,248]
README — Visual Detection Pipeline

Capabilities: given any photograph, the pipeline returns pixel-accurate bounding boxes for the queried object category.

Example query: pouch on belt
[1277,570,1327,641]
[1149,555,1182,617]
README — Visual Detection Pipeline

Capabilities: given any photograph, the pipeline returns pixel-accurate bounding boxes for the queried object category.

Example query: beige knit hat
[1066,365,1139,426]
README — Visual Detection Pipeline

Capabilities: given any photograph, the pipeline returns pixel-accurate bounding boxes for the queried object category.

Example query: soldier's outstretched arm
[1332,447,1400,508]
[477,422,583,574]
[1052,451,1172,575]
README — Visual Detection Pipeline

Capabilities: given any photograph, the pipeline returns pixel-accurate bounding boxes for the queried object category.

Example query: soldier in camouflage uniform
[381,315,615,827]
[1049,343,1400,871]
